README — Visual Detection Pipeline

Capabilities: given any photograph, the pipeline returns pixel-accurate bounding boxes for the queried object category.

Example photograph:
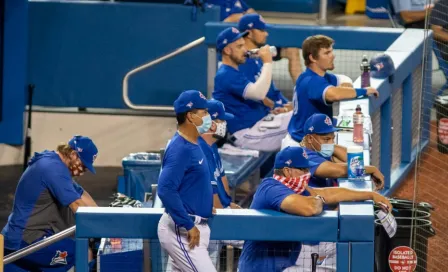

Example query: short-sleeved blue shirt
[238,178,308,272]
[213,64,270,133]
[288,68,338,142]
[304,147,338,188]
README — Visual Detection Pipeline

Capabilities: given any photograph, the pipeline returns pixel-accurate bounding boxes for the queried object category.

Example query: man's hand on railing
[188,226,200,250]
[366,87,380,98]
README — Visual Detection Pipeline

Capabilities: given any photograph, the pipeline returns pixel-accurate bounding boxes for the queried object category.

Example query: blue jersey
[238,178,306,272]
[304,148,338,188]
[1,151,83,250]
[198,137,232,208]
[206,0,251,21]
[288,68,339,142]
[239,58,289,107]
[213,64,270,134]
[157,133,214,230]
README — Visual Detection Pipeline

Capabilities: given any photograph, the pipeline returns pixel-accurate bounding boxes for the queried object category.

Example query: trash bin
[375,218,435,272]
[122,152,161,202]
[435,95,448,154]
[374,198,435,272]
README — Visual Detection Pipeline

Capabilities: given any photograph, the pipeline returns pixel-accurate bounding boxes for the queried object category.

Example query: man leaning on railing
[1,135,99,271]
[237,146,392,272]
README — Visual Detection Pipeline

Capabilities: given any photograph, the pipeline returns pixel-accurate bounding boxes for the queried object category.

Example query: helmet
[370,53,395,79]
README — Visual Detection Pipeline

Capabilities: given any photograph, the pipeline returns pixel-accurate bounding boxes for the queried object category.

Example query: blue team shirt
[1,151,83,250]
[206,0,251,21]
[304,148,338,188]
[238,178,308,272]
[213,64,270,133]
[288,68,339,142]
[157,134,214,230]
[239,58,289,107]
[198,138,232,207]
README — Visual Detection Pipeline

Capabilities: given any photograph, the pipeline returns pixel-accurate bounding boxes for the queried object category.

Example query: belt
[189,215,208,225]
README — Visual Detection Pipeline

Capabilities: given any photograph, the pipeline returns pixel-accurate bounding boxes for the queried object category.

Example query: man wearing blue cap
[157,90,217,272]
[238,146,391,272]
[206,0,256,22]
[283,35,380,148]
[299,113,384,189]
[196,99,244,269]
[238,13,302,90]
[2,135,99,271]
[214,27,291,152]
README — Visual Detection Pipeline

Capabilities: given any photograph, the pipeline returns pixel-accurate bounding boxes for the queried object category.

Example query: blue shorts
[4,236,75,272]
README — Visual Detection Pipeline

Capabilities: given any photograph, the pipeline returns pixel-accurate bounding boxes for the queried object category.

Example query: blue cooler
[122,152,161,201]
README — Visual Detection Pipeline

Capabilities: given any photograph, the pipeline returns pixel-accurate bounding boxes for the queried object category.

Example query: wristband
[355,88,367,98]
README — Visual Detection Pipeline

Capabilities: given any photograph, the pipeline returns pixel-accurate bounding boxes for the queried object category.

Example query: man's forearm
[400,10,427,23]
[81,191,98,207]
[332,145,347,162]
[317,187,373,205]
[432,26,448,42]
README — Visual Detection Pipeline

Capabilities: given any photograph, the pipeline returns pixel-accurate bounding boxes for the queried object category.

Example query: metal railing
[122,37,205,112]
[2,226,76,266]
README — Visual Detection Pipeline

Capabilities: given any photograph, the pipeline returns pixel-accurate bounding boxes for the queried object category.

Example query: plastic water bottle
[347,145,365,181]
[360,55,370,88]
[353,105,364,143]
[245,46,278,58]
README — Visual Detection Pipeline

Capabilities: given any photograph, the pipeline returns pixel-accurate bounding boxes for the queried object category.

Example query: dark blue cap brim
[78,155,96,174]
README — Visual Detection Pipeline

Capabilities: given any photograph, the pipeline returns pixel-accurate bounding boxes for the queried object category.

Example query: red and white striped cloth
[273,173,311,194]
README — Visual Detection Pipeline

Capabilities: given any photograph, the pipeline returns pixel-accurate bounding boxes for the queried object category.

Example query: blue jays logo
[375,62,384,71]
[324,116,332,126]
[212,112,219,118]
[308,126,314,132]
[50,250,68,265]
[259,15,266,23]
[285,159,292,166]
[77,147,83,153]
[199,92,206,100]
[248,23,254,28]
[303,150,308,159]
[186,101,193,108]
[231,27,239,34]
[235,1,242,8]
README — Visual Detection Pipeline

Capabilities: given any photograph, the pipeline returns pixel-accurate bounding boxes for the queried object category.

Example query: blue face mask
[194,114,212,134]
[319,143,335,158]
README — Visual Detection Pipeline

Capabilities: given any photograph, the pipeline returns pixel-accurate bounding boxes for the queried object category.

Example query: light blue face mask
[319,143,335,158]
[194,114,212,134]
[311,136,335,158]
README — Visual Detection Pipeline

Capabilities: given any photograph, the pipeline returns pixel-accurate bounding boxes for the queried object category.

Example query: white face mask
[213,121,227,139]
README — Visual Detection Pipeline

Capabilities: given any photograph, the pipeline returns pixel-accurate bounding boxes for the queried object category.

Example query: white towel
[219,143,260,157]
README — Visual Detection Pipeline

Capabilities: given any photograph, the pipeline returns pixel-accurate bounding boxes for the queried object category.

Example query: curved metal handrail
[3,226,76,265]
[122,37,205,111]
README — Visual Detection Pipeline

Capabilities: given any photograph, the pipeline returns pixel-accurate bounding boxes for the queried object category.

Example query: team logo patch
[77,147,83,153]
[308,126,314,132]
[259,15,266,23]
[248,23,253,28]
[231,27,239,34]
[199,92,206,100]
[375,62,384,71]
[285,159,292,166]
[186,102,193,108]
[50,250,68,266]
[212,112,219,118]
[324,116,332,126]
[303,150,308,159]
[93,154,98,162]
[235,1,242,8]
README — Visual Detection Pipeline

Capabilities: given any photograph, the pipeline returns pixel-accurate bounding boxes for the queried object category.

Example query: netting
[94,238,336,271]
[391,1,448,272]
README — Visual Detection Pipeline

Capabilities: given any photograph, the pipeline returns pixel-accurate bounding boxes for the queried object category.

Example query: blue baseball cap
[304,113,339,135]
[208,100,234,121]
[216,27,248,52]
[68,135,98,174]
[274,147,316,169]
[173,90,211,114]
[238,14,268,32]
